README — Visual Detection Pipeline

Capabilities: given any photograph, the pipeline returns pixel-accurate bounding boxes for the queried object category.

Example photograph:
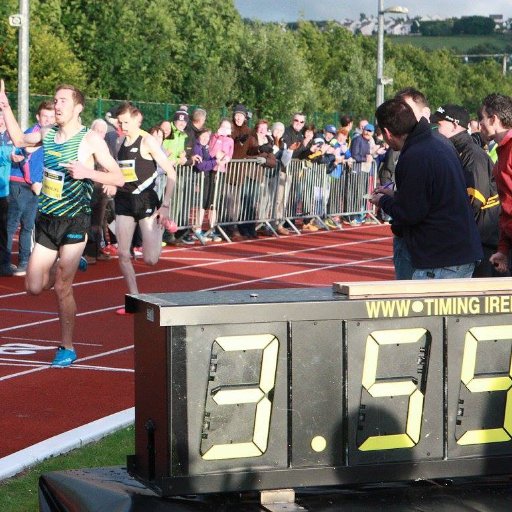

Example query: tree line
[1,0,512,122]
[415,16,498,37]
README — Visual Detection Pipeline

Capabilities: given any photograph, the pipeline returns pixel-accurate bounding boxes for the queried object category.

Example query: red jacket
[494,129,512,255]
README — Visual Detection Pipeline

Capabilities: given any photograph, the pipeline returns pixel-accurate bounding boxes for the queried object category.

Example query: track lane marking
[0,234,392,299]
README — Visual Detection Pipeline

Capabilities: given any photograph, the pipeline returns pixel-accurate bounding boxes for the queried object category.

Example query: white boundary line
[0,408,134,481]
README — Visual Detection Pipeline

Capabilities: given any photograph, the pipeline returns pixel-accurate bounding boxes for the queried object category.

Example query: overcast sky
[234,0,512,22]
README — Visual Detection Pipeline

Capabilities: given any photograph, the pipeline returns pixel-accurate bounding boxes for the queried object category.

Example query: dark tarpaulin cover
[38,466,512,512]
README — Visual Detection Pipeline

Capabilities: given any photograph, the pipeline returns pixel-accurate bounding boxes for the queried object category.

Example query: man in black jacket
[432,104,504,277]
[283,112,312,159]
[370,98,482,279]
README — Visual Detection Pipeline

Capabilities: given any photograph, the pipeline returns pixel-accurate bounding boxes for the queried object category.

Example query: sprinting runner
[0,79,124,367]
[113,102,176,314]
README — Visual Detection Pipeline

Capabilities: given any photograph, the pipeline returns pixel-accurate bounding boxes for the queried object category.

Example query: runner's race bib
[119,159,137,182]
[42,168,65,199]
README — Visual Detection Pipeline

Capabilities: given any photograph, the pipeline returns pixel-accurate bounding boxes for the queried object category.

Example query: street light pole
[376,0,385,109]
[375,2,408,109]
[9,0,30,130]
[18,0,30,130]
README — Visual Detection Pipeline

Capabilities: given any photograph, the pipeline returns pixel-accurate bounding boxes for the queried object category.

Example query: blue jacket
[350,135,371,163]
[10,123,44,185]
[379,118,483,269]
[0,130,14,197]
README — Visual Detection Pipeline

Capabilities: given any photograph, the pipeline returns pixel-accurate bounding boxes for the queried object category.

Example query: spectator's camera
[9,14,23,27]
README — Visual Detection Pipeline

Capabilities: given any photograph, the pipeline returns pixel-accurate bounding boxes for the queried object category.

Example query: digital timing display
[129,288,512,496]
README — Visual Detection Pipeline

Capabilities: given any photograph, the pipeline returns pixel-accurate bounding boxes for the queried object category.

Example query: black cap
[431,104,470,128]
[173,108,189,123]
[233,104,248,117]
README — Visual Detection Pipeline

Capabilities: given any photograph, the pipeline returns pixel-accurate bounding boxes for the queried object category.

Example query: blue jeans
[393,236,414,280]
[412,262,476,280]
[7,182,39,267]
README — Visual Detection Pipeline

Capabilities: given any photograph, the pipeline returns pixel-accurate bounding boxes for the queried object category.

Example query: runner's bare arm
[144,133,176,210]
[0,79,43,147]
[63,131,125,187]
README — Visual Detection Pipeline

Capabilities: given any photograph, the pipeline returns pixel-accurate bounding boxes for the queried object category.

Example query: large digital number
[457,325,512,445]
[201,334,279,460]
[359,328,428,451]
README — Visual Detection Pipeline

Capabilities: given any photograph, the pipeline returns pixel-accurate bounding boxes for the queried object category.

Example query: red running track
[0,225,393,463]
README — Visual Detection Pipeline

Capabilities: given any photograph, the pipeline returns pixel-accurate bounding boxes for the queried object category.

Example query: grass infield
[0,426,134,512]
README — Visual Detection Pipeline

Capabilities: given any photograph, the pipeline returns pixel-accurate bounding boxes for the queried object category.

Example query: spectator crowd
[1,86,512,284]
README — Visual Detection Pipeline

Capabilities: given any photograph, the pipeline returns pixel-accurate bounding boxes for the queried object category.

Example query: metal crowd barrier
[168,159,378,241]
[169,165,204,230]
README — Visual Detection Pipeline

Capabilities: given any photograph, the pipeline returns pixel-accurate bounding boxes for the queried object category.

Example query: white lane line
[0,361,133,372]
[0,308,57,315]
[245,259,391,267]
[0,305,122,334]
[0,345,133,382]
[0,234,392,299]
[201,255,392,291]
[67,364,134,372]
[0,336,102,346]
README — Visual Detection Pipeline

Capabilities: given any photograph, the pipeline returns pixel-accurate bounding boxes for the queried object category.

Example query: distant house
[359,19,377,36]
[387,20,412,36]
[490,14,508,31]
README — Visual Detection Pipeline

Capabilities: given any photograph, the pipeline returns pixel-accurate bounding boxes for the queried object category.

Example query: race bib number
[119,159,137,182]
[42,168,65,200]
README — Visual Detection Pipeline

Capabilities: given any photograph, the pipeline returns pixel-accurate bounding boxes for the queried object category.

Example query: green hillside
[388,33,512,53]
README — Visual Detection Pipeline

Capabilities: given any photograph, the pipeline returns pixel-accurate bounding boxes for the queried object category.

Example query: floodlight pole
[375,2,408,109]
[10,0,30,129]
[376,0,385,109]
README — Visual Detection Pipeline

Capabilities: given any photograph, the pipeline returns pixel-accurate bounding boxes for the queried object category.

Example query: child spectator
[181,129,220,245]
[209,119,234,172]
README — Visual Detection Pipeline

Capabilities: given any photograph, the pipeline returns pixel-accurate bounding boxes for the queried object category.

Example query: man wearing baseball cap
[433,104,502,277]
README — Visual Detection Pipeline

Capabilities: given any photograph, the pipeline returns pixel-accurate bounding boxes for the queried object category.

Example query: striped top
[40,126,92,217]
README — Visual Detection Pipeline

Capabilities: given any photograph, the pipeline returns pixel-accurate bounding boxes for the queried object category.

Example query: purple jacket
[193,141,217,172]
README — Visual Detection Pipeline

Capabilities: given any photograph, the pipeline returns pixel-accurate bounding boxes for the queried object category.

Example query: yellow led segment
[202,442,262,460]
[369,382,417,398]
[457,429,510,446]
[362,338,379,391]
[359,433,415,451]
[212,388,263,405]
[215,334,276,351]
[260,338,279,393]
[407,390,424,444]
[254,398,272,452]
[460,334,478,386]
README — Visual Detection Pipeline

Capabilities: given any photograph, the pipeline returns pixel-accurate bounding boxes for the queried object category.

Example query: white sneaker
[194,230,208,246]
[13,264,28,276]
[206,231,222,242]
